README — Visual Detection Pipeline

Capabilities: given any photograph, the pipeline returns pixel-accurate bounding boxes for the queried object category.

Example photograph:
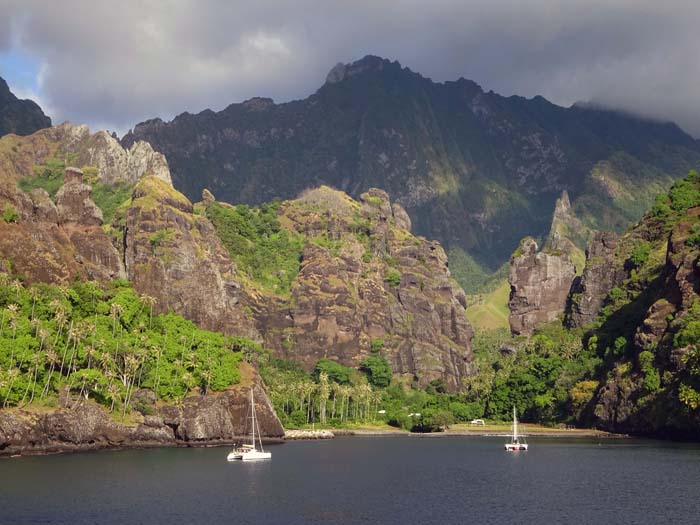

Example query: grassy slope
[466,280,510,330]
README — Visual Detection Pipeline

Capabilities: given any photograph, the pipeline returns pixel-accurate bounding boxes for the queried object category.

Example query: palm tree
[140,295,157,329]
[152,345,162,400]
[11,279,22,301]
[6,305,19,365]
[107,381,121,412]
[339,384,352,423]
[28,287,40,321]
[318,372,330,424]
[51,303,67,347]
[27,352,42,405]
[19,353,42,407]
[40,348,59,400]
[330,382,340,420]
[2,367,20,407]
[109,303,124,337]
[59,320,77,376]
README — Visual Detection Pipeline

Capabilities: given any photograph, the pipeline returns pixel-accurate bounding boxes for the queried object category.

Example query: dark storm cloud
[1,0,699,137]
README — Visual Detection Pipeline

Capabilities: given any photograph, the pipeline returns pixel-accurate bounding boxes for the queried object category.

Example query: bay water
[2,436,700,524]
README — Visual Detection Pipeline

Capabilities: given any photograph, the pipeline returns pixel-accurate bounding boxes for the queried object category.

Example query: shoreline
[283,425,627,440]
[0,428,647,458]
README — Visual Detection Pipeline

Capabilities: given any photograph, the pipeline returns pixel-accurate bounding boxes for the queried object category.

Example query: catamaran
[227,389,272,461]
[504,407,528,451]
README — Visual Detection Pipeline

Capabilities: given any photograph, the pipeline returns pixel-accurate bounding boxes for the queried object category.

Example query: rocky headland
[0,364,284,456]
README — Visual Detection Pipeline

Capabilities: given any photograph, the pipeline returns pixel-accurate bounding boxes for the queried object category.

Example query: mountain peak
[0,76,52,137]
[325,55,402,84]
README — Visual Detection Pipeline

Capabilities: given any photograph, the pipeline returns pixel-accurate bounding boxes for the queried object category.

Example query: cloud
[1,0,699,137]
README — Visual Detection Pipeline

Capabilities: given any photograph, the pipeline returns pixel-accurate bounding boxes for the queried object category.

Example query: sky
[0,0,699,138]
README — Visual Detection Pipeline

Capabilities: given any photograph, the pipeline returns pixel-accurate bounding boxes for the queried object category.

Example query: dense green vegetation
[465,326,602,424]
[205,201,304,295]
[0,275,251,414]
[261,352,487,432]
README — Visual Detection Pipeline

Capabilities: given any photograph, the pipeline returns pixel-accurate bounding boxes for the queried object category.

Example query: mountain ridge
[0,76,52,137]
[122,55,700,274]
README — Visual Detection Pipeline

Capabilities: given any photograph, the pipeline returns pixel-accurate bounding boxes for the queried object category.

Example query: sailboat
[227,389,272,461]
[504,407,528,451]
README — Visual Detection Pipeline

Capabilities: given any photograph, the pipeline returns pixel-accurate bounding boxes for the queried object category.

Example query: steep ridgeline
[205,186,474,391]
[122,55,700,271]
[563,170,700,437]
[0,77,51,137]
[0,121,170,187]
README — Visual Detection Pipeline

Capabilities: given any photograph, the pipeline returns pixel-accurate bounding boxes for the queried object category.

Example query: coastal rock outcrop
[508,237,576,336]
[0,366,283,456]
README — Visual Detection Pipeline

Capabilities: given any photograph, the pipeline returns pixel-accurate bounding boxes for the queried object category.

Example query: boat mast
[250,389,256,447]
[513,406,517,441]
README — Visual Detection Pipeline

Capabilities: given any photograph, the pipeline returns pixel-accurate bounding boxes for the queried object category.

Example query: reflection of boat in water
[504,407,528,451]
[227,389,272,461]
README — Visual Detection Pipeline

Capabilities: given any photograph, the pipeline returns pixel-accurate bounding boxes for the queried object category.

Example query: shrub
[687,224,700,248]
[370,339,384,353]
[313,358,354,384]
[2,206,19,223]
[669,179,700,212]
[384,268,401,287]
[629,242,651,268]
[359,354,392,388]
[651,193,672,218]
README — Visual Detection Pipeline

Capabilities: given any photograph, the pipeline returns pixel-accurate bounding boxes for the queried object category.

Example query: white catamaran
[227,389,272,461]
[504,407,528,451]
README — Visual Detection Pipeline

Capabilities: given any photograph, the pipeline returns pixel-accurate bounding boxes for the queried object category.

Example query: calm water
[2,436,700,524]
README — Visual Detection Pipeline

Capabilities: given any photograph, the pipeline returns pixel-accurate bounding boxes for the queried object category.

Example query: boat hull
[240,451,272,461]
[505,443,528,451]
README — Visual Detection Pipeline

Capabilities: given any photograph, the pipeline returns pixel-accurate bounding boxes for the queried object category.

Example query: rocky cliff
[123,176,258,340]
[508,237,576,336]
[0,76,51,137]
[225,186,474,390]
[0,167,125,283]
[122,55,700,273]
[545,190,591,270]
[0,364,284,456]
[567,231,626,327]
